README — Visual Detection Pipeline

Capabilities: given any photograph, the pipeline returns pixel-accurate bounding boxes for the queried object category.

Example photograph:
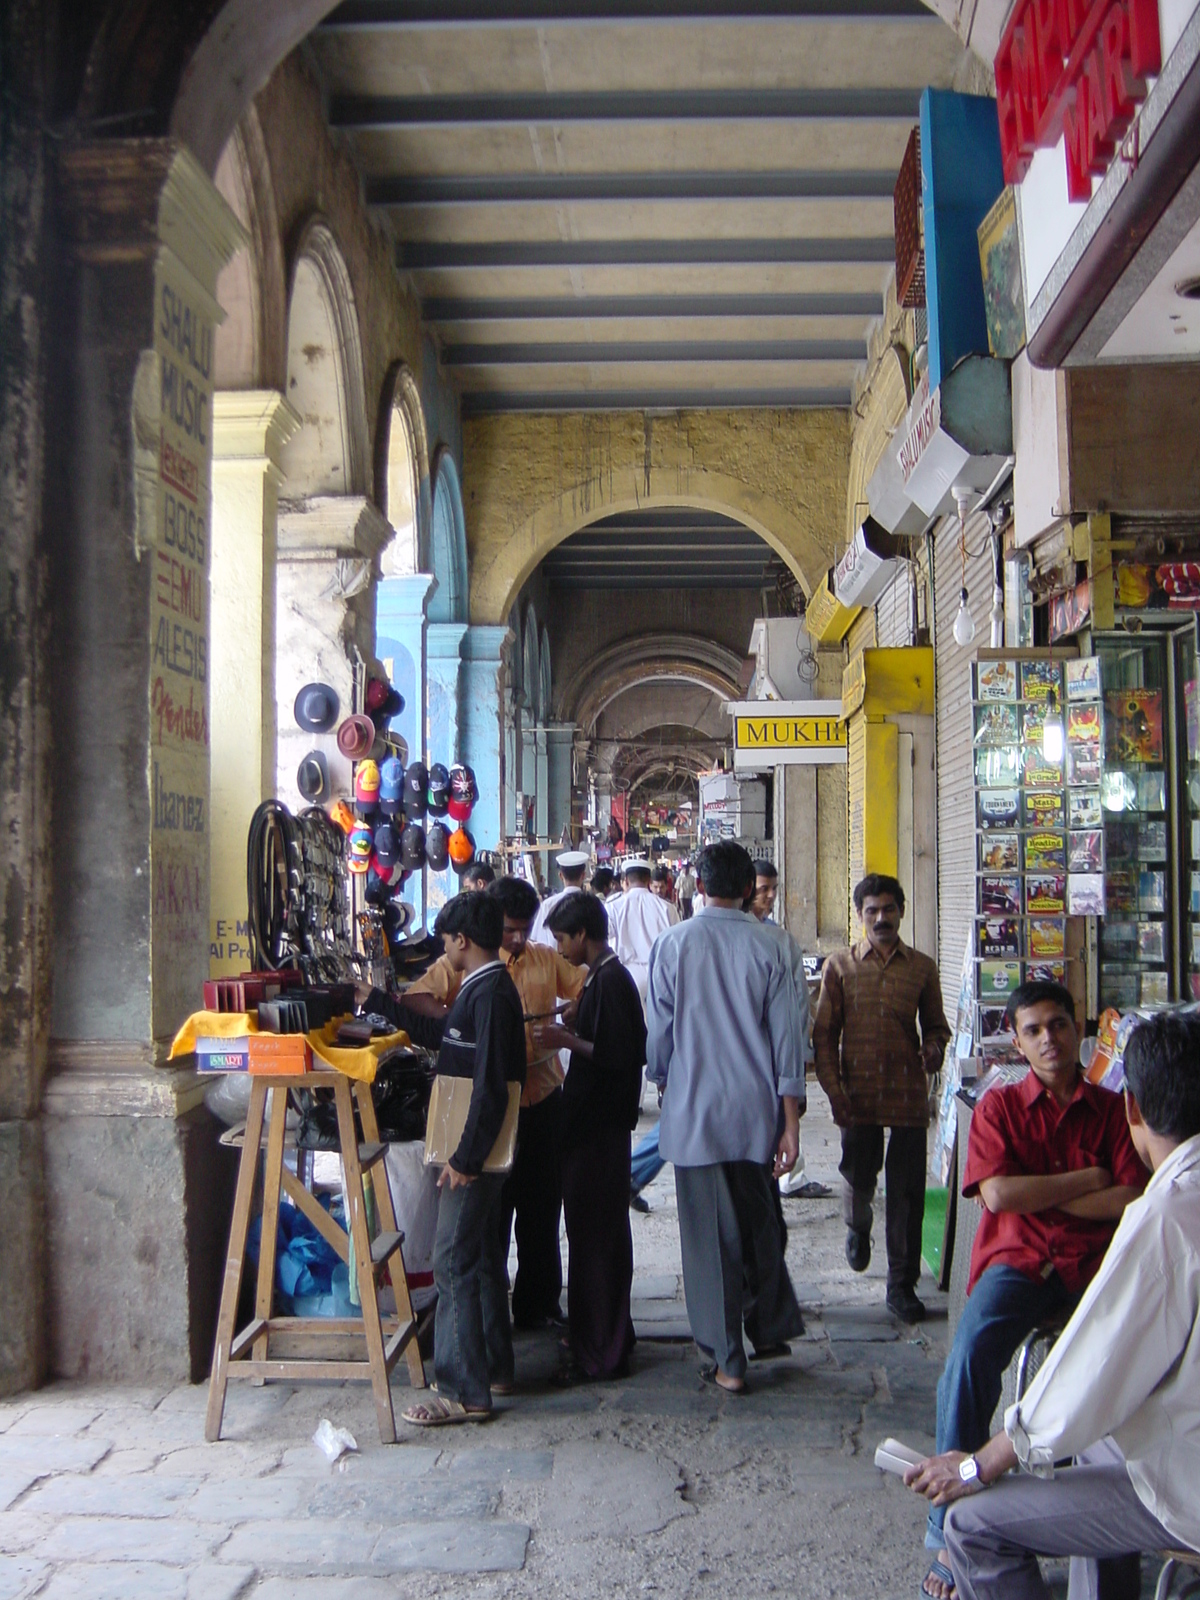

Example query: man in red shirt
[920,980,1146,1600]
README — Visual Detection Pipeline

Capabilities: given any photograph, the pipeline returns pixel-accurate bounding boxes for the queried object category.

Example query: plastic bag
[313,1419,357,1464]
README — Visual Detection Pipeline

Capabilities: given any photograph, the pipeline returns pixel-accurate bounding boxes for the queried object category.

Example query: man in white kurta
[607,859,674,1004]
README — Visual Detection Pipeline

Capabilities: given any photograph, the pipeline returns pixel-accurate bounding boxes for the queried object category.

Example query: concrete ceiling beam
[441,338,867,364]
[460,387,851,413]
[397,237,894,268]
[320,0,930,24]
[366,170,898,204]
[420,292,882,320]
[332,87,922,128]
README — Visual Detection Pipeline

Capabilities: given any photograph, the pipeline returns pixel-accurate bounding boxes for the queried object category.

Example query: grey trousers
[944,1440,1176,1600]
[674,1161,804,1381]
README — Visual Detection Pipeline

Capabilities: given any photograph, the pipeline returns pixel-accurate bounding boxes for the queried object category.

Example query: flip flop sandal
[490,1381,514,1396]
[401,1396,492,1427]
[699,1363,747,1395]
[921,1557,957,1600]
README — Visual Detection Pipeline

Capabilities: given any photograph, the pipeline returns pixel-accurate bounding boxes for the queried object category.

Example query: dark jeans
[432,1171,512,1409]
[839,1122,927,1292]
[500,1088,564,1326]
[928,1264,1077,1547]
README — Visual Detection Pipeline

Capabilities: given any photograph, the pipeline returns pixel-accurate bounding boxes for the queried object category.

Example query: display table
[205,1070,426,1445]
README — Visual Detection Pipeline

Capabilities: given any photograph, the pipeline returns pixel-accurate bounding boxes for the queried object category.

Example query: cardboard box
[195,1037,250,1073]
[248,1034,313,1074]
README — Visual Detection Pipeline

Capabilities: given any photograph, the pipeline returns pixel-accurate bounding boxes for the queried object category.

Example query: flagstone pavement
[1,1093,960,1600]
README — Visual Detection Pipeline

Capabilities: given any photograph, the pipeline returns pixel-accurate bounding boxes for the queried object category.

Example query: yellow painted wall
[462,408,851,622]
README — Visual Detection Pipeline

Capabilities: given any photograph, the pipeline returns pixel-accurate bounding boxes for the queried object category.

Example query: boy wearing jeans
[402,892,526,1427]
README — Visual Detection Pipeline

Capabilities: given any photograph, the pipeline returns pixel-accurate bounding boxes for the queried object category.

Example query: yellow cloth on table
[169,1010,411,1084]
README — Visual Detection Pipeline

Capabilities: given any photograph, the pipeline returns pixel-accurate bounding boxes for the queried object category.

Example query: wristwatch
[958,1456,981,1487]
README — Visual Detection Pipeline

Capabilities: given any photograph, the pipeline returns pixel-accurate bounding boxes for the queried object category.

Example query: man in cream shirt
[906,1009,1200,1600]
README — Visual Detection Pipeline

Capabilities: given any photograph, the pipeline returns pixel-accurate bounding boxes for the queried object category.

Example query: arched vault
[559,634,743,733]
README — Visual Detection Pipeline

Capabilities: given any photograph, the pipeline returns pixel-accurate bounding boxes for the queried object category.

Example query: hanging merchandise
[245,800,354,979]
[427,763,451,817]
[354,760,381,817]
[297,750,329,804]
[379,757,405,816]
[373,821,399,870]
[953,498,976,647]
[347,825,373,874]
[403,762,429,819]
[329,799,355,836]
[426,821,451,871]
[447,763,477,822]
[293,681,339,734]
[337,714,375,761]
[365,676,404,727]
[449,824,476,872]
[401,821,427,870]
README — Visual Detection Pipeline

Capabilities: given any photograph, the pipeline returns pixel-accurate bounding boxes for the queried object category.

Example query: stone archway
[463,409,850,623]
[560,634,744,734]
[376,363,431,579]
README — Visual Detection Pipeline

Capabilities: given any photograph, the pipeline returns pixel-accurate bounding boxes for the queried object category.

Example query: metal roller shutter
[934,510,995,1009]
[875,564,915,648]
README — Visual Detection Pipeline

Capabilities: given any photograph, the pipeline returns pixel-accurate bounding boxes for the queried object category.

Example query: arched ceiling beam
[560,632,743,727]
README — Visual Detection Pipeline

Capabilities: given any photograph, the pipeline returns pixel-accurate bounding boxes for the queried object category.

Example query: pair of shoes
[629,1192,651,1213]
[846,1227,871,1272]
[886,1286,926,1324]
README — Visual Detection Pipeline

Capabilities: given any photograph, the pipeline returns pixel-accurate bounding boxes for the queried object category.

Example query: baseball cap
[379,756,405,815]
[426,821,451,871]
[449,825,476,872]
[347,825,373,874]
[427,763,450,816]
[373,821,399,868]
[401,821,427,871]
[403,762,429,819]
[354,760,381,816]
[447,792,474,824]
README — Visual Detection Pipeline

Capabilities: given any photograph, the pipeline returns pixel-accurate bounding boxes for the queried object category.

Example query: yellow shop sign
[728,700,848,768]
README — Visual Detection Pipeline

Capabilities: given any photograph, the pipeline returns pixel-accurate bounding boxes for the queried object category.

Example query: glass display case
[1095,622,1200,1006]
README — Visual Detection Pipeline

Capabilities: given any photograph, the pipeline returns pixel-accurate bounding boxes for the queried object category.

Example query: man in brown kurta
[813,872,951,1323]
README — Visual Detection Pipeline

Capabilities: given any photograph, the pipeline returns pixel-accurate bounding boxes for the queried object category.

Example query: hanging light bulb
[953,587,976,646]
[1042,686,1065,764]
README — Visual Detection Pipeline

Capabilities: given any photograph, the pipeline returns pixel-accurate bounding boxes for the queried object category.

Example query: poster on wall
[1106,690,1164,764]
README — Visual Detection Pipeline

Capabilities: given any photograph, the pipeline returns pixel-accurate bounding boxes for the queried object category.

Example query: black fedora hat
[297,750,329,803]
[294,682,339,734]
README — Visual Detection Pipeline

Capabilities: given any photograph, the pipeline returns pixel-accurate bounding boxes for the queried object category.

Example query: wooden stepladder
[205,1070,426,1445]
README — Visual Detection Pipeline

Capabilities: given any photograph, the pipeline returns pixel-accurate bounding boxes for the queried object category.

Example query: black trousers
[499,1088,564,1326]
[838,1123,927,1292]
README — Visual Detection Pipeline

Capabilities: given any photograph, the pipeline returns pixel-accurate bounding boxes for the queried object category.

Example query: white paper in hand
[874,1437,926,1476]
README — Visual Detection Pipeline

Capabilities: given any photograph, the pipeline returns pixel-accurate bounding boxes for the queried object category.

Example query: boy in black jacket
[402,892,526,1426]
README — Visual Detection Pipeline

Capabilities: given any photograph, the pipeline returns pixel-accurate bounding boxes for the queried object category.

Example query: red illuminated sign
[995,0,1161,200]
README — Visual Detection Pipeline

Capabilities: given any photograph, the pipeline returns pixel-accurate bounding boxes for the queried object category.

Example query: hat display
[373,821,399,868]
[556,849,588,870]
[447,792,474,823]
[426,821,451,871]
[294,682,339,734]
[401,821,427,871]
[329,799,355,835]
[297,750,329,803]
[354,759,381,816]
[383,900,415,944]
[449,825,476,872]
[379,756,405,816]
[347,825,373,874]
[427,762,450,816]
[336,714,375,761]
[403,761,429,819]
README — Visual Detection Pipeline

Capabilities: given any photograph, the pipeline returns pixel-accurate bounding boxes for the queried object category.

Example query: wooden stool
[205,1070,426,1445]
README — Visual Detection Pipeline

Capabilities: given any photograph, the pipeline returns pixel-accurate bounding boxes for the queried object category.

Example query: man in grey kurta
[646,840,806,1391]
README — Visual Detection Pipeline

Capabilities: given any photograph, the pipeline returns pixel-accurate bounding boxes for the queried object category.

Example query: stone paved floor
[1,1092,959,1600]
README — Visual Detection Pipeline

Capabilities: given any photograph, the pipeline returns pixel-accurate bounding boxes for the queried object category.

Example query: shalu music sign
[995,0,1162,200]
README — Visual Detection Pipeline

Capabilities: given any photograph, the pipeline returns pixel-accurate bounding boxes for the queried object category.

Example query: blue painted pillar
[376,574,435,929]
[534,726,549,837]
[460,624,511,852]
[426,621,468,767]
[546,724,575,842]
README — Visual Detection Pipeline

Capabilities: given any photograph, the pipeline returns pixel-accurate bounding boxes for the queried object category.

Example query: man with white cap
[607,858,674,1006]
[530,850,589,949]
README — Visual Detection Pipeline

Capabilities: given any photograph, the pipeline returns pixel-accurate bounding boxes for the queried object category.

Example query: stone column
[275,495,393,812]
[209,392,299,977]
[545,724,576,842]
[521,711,538,837]
[460,625,512,852]
[43,142,246,1382]
[534,726,549,838]
[426,621,468,767]
[781,764,819,951]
